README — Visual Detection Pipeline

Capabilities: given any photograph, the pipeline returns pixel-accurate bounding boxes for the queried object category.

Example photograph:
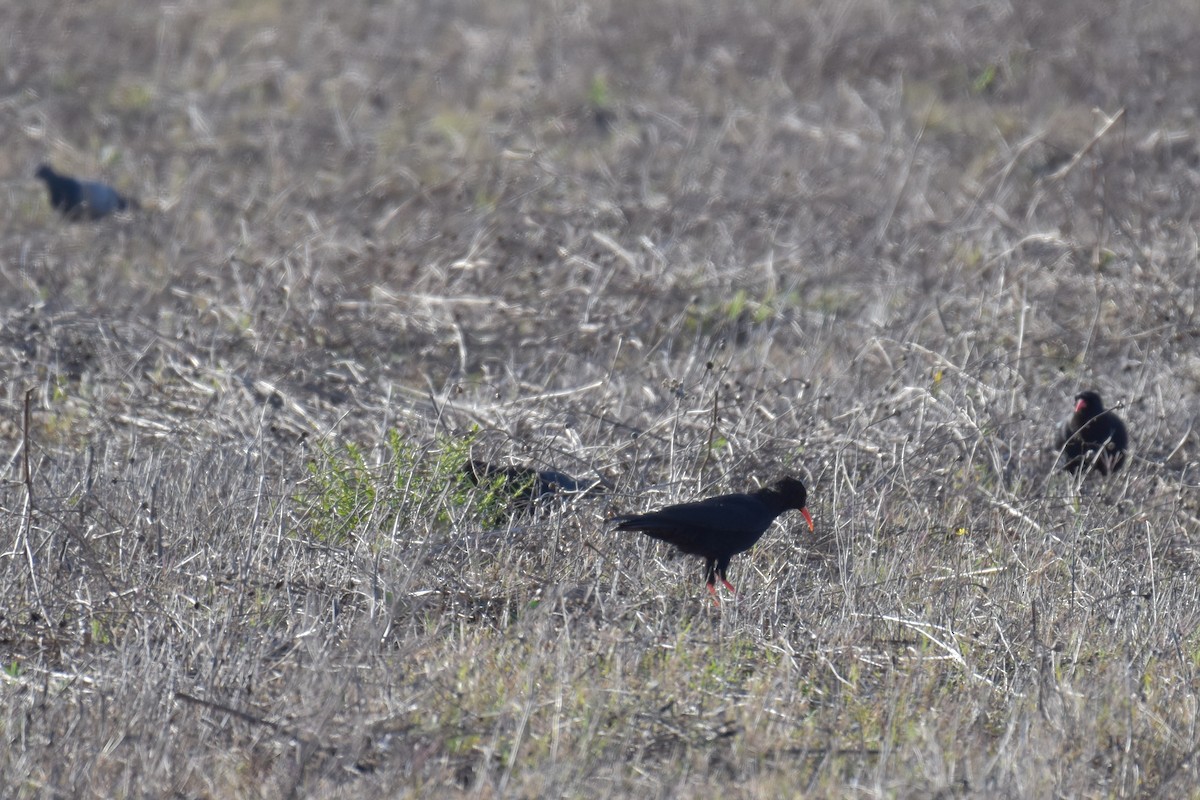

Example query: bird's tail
[609,514,653,531]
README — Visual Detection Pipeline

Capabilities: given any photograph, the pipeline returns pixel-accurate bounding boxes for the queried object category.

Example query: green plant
[299,427,532,543]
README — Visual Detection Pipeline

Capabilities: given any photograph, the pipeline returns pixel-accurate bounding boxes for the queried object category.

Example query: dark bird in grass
[1056,390,1128,475]
[35,164,139,220]
[611,476,814,600]
[464,460,601,515]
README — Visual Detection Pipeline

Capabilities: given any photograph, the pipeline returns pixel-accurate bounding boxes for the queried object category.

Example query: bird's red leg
[720,578,736,594]
[707,581,721,605]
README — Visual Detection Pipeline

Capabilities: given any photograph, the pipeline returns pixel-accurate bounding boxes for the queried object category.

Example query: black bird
[611,476,814,599]
[464,460,600,515]
[35,164,138,220]
[1056,390,1128,475]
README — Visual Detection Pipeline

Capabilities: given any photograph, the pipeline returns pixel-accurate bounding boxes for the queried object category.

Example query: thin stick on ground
[18,388,48,622]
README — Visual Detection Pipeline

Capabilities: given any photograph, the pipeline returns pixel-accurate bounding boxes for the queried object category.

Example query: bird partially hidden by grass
[35,164,139,220]
[611,476,813,602]
[1055,389,1128,475]
[463,460,601,516]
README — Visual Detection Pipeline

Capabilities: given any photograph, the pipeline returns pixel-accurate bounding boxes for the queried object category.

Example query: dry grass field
[4,0,1200,796]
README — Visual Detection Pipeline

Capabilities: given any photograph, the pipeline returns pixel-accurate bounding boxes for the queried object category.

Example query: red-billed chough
[1055,390,1128,475]
[611,476,814,599]
[464,459,600,515]
[35,164,139,220]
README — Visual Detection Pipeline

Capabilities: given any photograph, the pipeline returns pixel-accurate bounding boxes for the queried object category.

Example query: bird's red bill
[1075,398,1087,413]
[801,507,814,531]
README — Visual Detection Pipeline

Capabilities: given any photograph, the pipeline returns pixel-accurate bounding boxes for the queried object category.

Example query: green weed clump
[300,429,468,542]
[299,428,541,543]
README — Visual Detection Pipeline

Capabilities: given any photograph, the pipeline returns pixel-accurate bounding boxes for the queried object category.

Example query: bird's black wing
[1106,413,1129,451]
[536,469,600,496]
[79,181,127,218]
[613,494,774,556]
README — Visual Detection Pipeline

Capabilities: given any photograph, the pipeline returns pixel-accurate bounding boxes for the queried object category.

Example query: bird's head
[769,476,814,531]
[1074,389,1105,416]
